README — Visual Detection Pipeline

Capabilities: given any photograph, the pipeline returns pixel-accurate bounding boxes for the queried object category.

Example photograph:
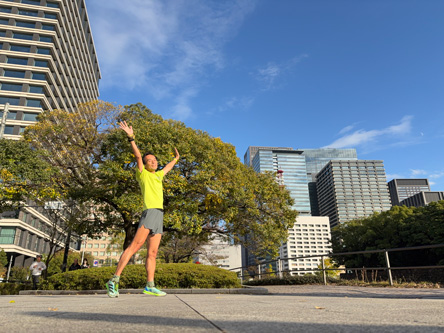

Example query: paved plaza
[1,285,443,332]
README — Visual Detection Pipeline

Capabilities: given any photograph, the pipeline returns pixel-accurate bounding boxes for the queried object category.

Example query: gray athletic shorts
[138,209,164,235]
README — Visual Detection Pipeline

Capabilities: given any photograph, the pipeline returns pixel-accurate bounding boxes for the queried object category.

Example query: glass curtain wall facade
[0,0,100,268]
[252,149,311,214]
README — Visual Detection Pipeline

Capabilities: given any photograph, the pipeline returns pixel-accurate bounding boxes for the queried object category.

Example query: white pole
[6,255,13,282]
[0,103,10,139]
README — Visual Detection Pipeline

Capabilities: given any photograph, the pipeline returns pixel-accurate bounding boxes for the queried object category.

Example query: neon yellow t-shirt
[136,168,164,210]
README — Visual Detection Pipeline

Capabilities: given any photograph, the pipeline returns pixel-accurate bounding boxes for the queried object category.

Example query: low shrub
[0,282,32,295]
[244,275,339,286]
[41,263,242,290]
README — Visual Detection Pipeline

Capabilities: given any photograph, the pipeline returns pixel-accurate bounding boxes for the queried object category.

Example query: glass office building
[252,149,311,214]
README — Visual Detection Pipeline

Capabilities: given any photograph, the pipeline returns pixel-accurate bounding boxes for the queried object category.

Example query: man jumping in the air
[105,121,179,298]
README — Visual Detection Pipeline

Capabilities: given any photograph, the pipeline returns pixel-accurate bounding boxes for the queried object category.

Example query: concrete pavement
[1,285,443,332]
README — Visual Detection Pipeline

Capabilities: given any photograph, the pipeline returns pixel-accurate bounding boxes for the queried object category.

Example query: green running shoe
[143,286,166,297]
[106,280,119,298]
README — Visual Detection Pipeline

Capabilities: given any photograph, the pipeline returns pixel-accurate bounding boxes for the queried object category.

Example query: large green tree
[331,202,444,268]
[22,100,297,259]
[0,139,58,212]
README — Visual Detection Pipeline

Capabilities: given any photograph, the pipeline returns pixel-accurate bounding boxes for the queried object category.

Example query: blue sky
[86,0,444,190]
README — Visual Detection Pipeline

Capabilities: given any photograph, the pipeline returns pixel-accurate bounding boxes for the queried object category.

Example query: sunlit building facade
[0,0,100,269]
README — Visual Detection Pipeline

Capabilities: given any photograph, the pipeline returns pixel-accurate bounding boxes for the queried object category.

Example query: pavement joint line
[174,294,226,332]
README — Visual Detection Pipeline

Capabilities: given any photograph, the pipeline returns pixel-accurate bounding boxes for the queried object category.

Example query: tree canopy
[19,100,297,259]
[331,202,444,268]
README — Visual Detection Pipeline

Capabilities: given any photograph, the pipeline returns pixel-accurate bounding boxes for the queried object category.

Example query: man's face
[37,256,41,262]
[144,155,158,172]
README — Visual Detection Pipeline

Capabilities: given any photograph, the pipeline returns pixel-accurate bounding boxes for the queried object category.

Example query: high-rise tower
[0,0,100,138]
[0,0,100,269]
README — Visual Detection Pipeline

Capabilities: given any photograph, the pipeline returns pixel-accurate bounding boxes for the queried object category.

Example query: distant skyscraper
[244,146,293,166]
[316,160,392,228]
[301,148,357,215]
[251,148,311,214]
[388,179,431,206]
[400,191,444,208]
[0,0,100,268]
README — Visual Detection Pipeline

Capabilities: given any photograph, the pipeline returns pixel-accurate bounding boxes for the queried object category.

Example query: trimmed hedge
[41,263,242,290]
[243,275,339,286]
[0,282,32,295]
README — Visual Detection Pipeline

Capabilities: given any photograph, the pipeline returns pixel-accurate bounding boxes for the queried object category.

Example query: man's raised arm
[118,121,144,172]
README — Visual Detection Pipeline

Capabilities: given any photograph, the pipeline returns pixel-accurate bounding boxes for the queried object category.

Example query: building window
[41,24,55,31]
[0,7,12,13]
[21,0,41,5]
[34,59,48,67]
[29,85,44,93]
[36,47,51,55]
[3,125,14,134]
[0,227,16,244]
[16,20,36,28]
[23,112,38,121]
[46,2,59,8]
[7,57,29,65]
[0,82,23,91]
[44,12,57,19]
[26,98,42,107]
[18,10,39,17]
[10,44,31,52]
[31,72,46,80]
[0,18,9,25]
[13,32,34,40]
[39,35,52,43]
[0,110,17,119]
[0,96,20,105]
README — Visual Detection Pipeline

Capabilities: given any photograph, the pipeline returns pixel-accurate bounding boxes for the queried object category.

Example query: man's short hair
[142,152,157,164]
[36,255,42,258]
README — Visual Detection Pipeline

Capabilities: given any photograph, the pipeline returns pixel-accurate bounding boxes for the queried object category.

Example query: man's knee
[148,248,158,259]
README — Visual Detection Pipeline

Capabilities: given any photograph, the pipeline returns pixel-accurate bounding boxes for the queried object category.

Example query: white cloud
[87,0,256,118]
[429,171,444,179]
[324,116,413,149]
[410,169,428,176]
[254,54,308,90]
[338,125,355,135]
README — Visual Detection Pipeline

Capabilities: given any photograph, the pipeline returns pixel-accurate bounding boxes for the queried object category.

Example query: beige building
[0,0,100,268]
[80,233,122,267]
[279,216,331,276]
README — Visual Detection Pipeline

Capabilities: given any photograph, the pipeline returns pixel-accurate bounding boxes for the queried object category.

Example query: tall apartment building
[0,0,100,268]
[302,148,357,215]
[280,216,331,276]
[316,160,392,228]
[388,179,431,206]
[400,191,444,208]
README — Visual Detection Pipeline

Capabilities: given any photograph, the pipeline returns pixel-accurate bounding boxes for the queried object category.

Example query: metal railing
[231,243,444,286]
